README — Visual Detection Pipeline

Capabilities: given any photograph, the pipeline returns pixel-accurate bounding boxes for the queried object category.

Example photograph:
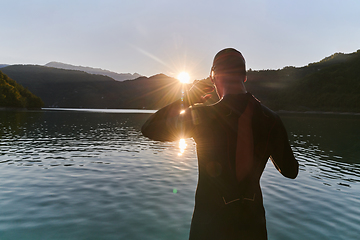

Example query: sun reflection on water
[178,138,187,156]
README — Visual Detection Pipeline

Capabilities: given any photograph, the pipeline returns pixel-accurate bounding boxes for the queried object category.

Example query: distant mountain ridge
[1,49,359,112]
[45,61,142,81]
[0,64,9,68]
[1,65,180,109]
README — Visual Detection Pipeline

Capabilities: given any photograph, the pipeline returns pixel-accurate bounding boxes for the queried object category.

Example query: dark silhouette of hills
[0,70,43,108]
[1,49,359,112]
[245,50,360,112]
[1,65,182,109]
[45,61,141,81]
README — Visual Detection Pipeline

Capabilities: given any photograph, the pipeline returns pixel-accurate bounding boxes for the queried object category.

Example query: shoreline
[1,107,359,116]
[277,110,360,116]
[0,107,42,112]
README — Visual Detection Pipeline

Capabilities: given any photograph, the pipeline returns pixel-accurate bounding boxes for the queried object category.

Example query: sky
[1,0,360,80]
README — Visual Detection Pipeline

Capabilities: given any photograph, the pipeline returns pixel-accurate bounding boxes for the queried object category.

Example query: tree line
[0,70,44,109]
[1,49,359,112]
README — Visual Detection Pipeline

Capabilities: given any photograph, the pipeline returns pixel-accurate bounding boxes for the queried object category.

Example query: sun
[177,72,190,84]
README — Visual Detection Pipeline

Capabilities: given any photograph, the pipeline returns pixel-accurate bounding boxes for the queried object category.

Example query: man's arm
[269,116,299,179]
[141,80,214,142]
[141,99,192,141]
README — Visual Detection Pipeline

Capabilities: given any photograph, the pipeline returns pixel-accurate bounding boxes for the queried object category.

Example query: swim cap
[211,48,246,75]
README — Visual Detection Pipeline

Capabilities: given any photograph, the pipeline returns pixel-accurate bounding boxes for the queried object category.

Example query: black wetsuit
[142,93,298,240]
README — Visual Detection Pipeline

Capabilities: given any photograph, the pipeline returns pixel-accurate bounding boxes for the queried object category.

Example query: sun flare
[178,138,187,156]
[177,72,190,84]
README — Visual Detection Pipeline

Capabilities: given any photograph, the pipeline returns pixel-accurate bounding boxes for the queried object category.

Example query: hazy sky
[1,0,360,80]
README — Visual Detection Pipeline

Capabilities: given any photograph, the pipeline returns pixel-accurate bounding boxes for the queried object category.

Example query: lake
[0,109,359,240]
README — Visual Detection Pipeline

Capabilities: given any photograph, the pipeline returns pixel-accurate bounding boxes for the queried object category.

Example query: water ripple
[0,111,359,240]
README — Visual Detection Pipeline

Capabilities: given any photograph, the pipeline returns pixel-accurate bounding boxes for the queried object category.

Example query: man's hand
[184,80,214,106]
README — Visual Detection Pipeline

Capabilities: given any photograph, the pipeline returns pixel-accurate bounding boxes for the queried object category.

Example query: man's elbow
[141,125,159,141]
[141,125,150,139]
[141,124,174,142]
[284,160,299,179]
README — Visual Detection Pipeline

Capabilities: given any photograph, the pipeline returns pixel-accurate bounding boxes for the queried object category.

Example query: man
[142,48,299,240]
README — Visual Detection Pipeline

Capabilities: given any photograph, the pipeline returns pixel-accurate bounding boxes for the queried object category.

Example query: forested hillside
[1,49,359,112]
[245,50,360,112]
[1,65,182,109]
[0,71,43,108]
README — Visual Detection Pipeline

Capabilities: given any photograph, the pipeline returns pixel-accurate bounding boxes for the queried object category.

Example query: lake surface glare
[0,110,359,240]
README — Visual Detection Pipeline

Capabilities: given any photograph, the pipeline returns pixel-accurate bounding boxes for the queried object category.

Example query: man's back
[142,92,298,240]
[142,47,298,240]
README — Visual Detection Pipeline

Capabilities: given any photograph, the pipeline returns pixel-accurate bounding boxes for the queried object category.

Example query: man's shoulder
[248,94,280,122]
[189,103,218,118]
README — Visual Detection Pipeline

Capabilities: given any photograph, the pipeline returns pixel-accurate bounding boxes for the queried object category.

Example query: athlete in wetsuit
[142,48,299,240]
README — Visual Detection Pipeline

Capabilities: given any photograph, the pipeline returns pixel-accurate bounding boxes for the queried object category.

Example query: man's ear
[210,71,215,83]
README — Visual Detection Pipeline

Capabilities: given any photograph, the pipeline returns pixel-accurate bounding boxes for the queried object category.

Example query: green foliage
[1,49,360,112]
[245,49,360,112]
[1,66,182,109]
[0,70,44,108]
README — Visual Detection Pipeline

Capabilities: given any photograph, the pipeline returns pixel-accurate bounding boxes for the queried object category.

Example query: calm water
[0,109,359,240]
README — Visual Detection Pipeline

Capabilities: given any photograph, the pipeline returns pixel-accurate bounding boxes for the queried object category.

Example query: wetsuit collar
[218,93,251,116]
[221,92,250,102]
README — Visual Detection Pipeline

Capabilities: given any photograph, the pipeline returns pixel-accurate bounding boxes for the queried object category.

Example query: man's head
[211,48,246,81]
[210,48,247,98]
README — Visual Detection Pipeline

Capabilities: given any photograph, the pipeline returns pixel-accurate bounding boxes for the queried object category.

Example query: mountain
[244,49,360,112]
[0,70,43,108]
[1,65,182,109]
[44,61,142,81]
[1,49,359,112]
[0,64,9,68]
